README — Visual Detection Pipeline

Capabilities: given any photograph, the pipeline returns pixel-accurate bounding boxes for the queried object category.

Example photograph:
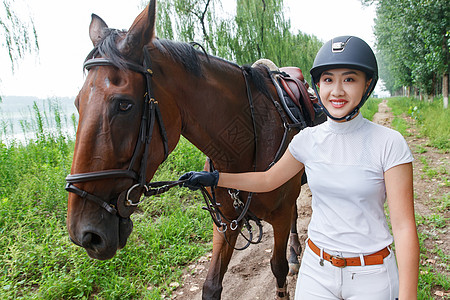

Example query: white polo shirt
[288,113,413,253]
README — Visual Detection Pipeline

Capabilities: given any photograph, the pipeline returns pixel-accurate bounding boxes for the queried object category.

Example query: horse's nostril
[82,232,103,249]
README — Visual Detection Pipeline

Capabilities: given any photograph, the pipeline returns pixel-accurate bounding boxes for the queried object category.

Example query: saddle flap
[279,67,318,103]
[280,66,305,82]
[256,59,322,128]
[278,68,315,123]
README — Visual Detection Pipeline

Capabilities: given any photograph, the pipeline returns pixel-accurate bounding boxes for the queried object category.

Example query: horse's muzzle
[69,216,133,260]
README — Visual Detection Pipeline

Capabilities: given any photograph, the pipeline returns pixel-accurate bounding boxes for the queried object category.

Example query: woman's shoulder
[292,122,326,140]
[363,118,405,140]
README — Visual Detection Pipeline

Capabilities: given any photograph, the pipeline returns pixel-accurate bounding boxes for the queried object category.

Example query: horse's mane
[84,28,204,77]
[84,28,272,99]
[84,29,129,70]
[153,39,203,77]
[241,64,273,101]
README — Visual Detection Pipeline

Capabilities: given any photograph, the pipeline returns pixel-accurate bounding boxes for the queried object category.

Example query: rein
[66,46,170,219]
[203,67,296,250]
[66,46,297,250]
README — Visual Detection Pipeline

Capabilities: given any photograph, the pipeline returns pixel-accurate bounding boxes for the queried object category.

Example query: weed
[434,193,450,212]
[418,156,444,181]
[0,98,211,299]
[418,266,450,299]
[388,97,449,151]
[408,105,423,123]
[391,117,410,136]
[414,144,428,154]
[360,98,382,120]
[1,95,448,299]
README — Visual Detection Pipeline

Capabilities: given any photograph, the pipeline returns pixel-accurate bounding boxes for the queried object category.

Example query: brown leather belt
[307,239,390,268]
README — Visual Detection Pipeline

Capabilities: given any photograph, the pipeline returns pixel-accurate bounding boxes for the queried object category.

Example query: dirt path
[172,185,311,300]
[172,99,449,299]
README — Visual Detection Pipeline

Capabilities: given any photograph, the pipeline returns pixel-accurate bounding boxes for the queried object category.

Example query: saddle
[252,59,321,129]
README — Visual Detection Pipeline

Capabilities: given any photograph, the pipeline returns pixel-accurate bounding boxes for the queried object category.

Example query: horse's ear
[119,0,156,58]
[89,14,109,46]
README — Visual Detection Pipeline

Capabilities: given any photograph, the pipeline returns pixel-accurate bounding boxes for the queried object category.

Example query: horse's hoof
[288,262,300,276]
[275,292,289,300]
[275,282,289,300]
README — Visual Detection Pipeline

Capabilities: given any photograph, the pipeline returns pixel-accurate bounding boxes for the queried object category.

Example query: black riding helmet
[310,36,378,121]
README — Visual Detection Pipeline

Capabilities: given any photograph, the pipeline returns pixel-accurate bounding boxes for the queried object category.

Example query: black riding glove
[178,170,219,191]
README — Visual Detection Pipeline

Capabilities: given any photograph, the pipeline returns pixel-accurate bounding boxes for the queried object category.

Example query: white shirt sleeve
[288,128,311,163]
[382,130,414,172]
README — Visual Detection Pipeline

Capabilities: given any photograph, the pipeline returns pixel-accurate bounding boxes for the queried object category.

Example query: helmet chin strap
[311,77,376,122]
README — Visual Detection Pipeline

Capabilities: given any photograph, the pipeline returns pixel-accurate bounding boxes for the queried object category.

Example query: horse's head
[66,0,179,260]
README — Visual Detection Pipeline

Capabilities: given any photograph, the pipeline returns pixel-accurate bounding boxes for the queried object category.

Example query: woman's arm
[217,149,304,193]
[385,162,419,299]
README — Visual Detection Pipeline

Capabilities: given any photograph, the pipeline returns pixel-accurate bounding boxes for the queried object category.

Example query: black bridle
[65,46,295,250]
[65,46,171,218]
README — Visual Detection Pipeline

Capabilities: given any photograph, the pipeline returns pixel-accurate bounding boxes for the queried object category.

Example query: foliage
[0,100,211,299]
[360,97,382,120]
[152,0,322,83]
[415,213,450,299]
[1,93,449,298]
[367,0,449,98]
[388,97,449,150]
[0,0,39,75]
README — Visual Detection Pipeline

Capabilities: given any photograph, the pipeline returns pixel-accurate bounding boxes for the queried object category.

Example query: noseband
[65,47,170,218]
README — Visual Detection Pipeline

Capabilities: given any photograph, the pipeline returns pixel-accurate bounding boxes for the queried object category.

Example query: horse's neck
[157,56,261,171]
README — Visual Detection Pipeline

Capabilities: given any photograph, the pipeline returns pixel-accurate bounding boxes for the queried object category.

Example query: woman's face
[318,68,371,121]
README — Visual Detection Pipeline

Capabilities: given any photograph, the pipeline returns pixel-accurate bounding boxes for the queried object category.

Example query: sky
[1,0,378,99]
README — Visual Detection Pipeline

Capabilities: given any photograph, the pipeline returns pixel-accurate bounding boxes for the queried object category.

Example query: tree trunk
[443,73,449,109]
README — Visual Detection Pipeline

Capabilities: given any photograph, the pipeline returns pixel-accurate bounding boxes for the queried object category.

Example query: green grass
[391,116,410,136]
[435,193,450,212]
[0,99,210,299]
[388,97,450,151]
[360,97,382,120]
[383,96,450,299]
[414,144,428,154]
[415,213,450,299]
[1,96,449,298]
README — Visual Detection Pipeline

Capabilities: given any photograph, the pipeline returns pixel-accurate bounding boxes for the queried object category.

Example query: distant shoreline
[0,96,78,144]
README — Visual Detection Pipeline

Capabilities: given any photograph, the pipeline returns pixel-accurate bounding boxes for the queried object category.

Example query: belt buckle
[330,256,347,268]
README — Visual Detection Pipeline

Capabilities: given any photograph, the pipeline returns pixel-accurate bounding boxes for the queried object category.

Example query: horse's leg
[202,223,239,300]
[288,202,302,275]
[270,211,293,300]
[288,172,306,275]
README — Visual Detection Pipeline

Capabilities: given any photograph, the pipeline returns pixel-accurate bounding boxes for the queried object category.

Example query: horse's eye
[118,101,133,112]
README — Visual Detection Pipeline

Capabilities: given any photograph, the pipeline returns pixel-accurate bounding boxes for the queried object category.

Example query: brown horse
[66,1,317,299]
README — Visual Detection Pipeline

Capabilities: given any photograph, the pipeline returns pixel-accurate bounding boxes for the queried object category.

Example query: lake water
[0,96,78,144]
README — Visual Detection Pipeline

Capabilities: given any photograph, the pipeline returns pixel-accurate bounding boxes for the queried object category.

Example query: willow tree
[1,0,39,71]
[152,0,226,54]
[149,0,322,82]
[0,0,39,99]
[228,0,288,64]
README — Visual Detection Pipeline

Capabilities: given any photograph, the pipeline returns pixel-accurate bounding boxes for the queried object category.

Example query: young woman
[180,36,419,299]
